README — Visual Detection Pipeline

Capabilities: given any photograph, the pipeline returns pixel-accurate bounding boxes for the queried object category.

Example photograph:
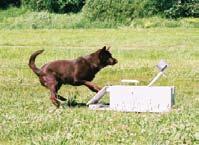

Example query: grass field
[0,28,199,144]
[0,7,199,29]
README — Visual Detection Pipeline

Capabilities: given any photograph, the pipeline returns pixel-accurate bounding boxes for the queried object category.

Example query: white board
[87,85,175,112]
[107,86,175,112]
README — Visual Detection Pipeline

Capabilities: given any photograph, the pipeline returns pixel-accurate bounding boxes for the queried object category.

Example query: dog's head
[98,46,118,67]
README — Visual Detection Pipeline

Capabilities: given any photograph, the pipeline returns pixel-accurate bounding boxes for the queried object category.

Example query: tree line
[0,0,198,21]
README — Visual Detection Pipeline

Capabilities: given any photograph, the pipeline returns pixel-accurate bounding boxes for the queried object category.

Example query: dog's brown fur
[28,46,117,107]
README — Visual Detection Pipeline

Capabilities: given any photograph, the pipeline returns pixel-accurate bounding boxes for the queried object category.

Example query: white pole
[148,71,164,87]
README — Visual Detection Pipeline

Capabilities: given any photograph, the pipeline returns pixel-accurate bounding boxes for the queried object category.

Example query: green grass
[0,28,199,144]
[130,17,199,28]
[0,7,199,29]
[0,7,117,29]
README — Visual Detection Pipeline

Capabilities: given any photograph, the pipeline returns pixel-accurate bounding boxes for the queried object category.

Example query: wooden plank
[87,86,108,105]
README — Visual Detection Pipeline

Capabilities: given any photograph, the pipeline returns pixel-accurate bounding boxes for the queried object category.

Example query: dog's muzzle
[109,58,118,65]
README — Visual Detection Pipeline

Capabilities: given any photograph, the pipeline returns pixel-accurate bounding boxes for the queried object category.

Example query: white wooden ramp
[86,86,108,105]
[87,85,175,112]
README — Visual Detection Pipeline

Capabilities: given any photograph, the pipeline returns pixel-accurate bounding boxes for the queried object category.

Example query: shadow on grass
[57,95,110,108]
[68,102,87,107]
[57,95,87,108]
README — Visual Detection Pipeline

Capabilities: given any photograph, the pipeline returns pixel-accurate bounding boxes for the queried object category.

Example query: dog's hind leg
[50,86,67,108]
[57,95,67,101]
[49,85,60,108]
[42,75,62,108]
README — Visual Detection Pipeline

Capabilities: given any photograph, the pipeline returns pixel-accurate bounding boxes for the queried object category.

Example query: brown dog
[28,46,117,107]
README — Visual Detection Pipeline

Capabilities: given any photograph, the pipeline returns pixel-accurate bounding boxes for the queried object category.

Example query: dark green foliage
[83,0,175,24]
[165,0,199,18]
[22,0,58,12]
[83,0,198,24]
[0,0,21,9]
[0,0,198,21]
[22,0,84,13]
[58,0,85,13]
[83,0,134,24]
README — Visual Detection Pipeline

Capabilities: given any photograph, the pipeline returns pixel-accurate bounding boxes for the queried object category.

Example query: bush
[84,0,132,24]
[83,0,198,24]
[133,0,175,17]
[83,0,176,24]
[22,0,84,13]
[165,0,199,18]
[0,0,21,9]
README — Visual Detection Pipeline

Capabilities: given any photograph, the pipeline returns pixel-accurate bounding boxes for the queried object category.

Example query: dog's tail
[28,50,44,76]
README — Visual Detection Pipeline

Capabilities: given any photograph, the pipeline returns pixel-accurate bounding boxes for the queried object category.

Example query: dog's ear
[107,46,111,51]
[99,46,107,59]
[102,46,106,51]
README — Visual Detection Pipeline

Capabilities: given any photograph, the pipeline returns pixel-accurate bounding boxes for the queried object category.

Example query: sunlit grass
[0,28,199,144]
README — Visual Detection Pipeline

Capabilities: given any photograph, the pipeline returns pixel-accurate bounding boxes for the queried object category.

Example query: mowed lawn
[0,28,198,145]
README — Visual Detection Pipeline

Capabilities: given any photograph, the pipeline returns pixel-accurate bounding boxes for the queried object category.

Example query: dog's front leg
[83,81,102,92]
[74,79,101,92]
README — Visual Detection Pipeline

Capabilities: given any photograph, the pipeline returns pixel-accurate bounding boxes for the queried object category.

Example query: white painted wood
[148,71,164,86]
[107,86,175,112]
[89,104,110,110]
[87,60,174,112]
[121,80,139,85]
[86,86,107,105]
[87,85,175,112]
